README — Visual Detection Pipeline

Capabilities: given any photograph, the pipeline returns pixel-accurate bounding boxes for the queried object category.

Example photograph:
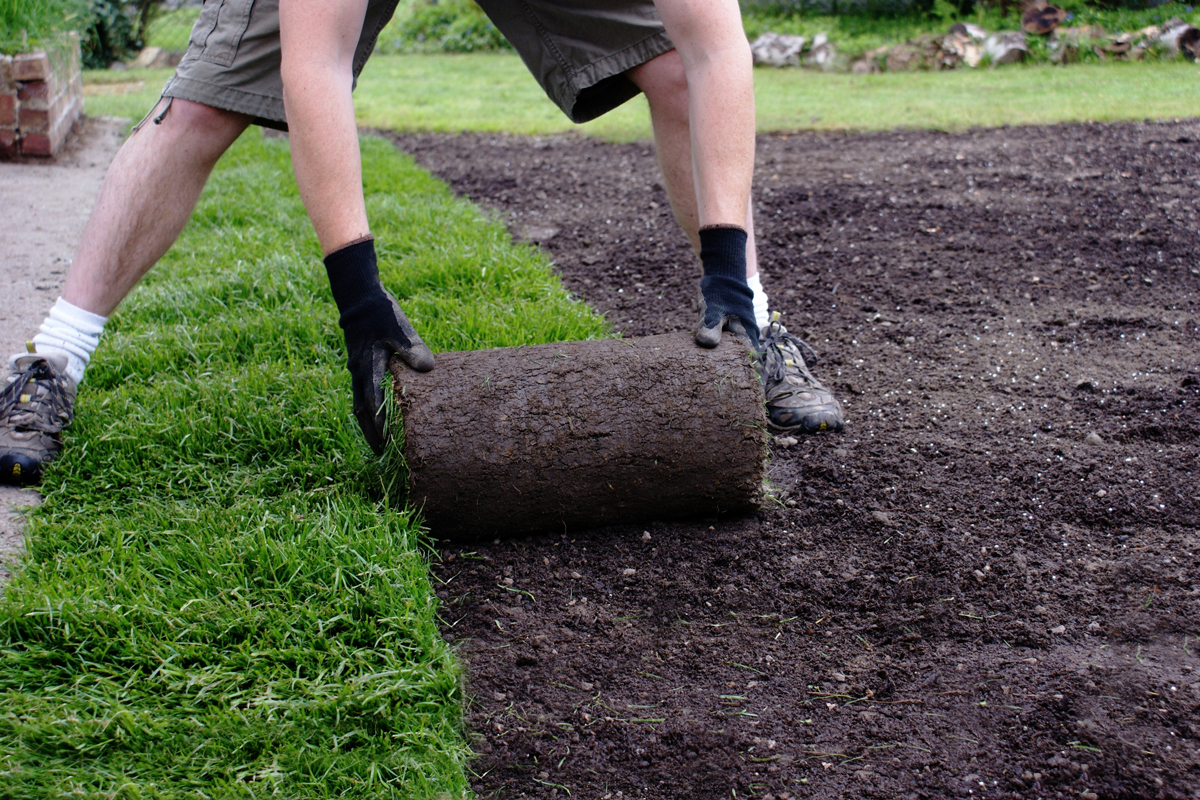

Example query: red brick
[18,105,49,134]
[0,128,18,158]
[19,132,51,156]
[17,79,52,106]
[0,94,15,128]
[21,92,81,156]
[13,52,50,82]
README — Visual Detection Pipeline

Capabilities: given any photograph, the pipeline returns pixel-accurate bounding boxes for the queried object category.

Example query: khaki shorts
[162,0,400,129]
[473,0,674,123]
[161,0,673,129]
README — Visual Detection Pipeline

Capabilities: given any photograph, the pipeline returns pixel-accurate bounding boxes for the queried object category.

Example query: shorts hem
[163,75,287,129]
[565,30,674,123]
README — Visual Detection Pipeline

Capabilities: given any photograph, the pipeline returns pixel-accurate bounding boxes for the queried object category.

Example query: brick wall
[0,33,84,158]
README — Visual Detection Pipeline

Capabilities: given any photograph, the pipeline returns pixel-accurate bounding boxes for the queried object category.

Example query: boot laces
[758,321,821,388]
[1,358,73,433]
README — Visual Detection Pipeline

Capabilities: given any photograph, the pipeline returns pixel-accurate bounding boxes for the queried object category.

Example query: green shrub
[81,0,162,68]
[378,0,512,54]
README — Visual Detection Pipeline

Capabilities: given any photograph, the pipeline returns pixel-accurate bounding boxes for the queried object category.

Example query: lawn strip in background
[0,132,605,797]
[352,56,1200,140]
[83,57,1200,143]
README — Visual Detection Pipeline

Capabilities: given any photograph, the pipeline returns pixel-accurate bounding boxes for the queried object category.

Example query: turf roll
[391,331,769,539]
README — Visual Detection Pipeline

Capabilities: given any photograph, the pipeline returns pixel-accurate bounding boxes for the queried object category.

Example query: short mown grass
[0,131,606,797]
[84,55,1200,144]
[353,55,1200,140]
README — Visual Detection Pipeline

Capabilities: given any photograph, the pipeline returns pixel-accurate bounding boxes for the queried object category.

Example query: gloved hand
[696,275,759,350]
[325,238,434,455]
[694,226,760,350]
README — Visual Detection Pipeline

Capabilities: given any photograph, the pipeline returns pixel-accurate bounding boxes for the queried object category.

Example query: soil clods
[392,121,1200,799]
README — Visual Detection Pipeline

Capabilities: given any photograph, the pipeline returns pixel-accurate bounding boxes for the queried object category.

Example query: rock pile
[749,3,1200,74]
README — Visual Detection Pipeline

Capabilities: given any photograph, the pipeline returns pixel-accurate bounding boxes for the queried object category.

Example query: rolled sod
[391,331,769,540]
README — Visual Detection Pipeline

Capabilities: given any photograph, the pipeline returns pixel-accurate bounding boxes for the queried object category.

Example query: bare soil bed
[390,121,1200,800]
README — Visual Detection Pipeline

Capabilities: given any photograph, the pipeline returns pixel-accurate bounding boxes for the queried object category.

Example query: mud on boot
[0,353,76,485]
[757,315,844,434]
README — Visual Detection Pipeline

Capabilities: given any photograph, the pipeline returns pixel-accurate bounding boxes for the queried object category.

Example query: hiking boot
[757,316,844,434]
[0,353,76,485]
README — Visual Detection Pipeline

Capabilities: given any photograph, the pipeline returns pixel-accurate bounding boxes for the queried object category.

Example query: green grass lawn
[85,55,1200,143]
[353,54,1200,140]
[0,131,604,797]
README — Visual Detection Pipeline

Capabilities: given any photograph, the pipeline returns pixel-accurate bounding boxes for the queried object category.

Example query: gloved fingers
[385,292,436,372]
[378,335,435,374]
[724,316,758,350]
[351,375,386,456]
[349,348,390,456]
[696,292,758,349]
[393,338,435,372]
[695,318,723,348]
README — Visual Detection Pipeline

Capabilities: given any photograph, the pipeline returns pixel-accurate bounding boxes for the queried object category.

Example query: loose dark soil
[389,121,1200,800]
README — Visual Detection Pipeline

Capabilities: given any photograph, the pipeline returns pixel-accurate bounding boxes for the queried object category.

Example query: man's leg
[627,50,760,282]
[66,98,253,316]
[2,99,252,484]
[629,50,844,434]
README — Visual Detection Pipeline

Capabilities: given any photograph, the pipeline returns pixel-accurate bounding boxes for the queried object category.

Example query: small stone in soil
[641,531,651,542]
[622,568,637,576]
[1085,431,1105,446]
[776,436,798,447]
[1050,624,1067,634]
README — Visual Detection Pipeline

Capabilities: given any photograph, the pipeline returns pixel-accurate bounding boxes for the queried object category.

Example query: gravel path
[0,116,124,581]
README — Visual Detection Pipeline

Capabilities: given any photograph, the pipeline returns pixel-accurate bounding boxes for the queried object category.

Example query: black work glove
[694,226,760,350]
[325,238,434,455]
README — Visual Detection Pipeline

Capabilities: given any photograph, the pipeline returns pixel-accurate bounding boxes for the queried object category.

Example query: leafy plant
[81,0,163,68]
[379,0,512,54]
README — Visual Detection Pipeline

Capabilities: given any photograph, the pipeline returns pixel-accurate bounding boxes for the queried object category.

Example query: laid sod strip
[0,132,606,797]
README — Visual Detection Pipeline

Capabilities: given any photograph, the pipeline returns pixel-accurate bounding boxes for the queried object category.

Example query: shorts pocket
[195,0,256,67]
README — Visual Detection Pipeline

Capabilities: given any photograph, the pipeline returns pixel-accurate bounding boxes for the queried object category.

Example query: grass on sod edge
[0,131,606,797]
[84,56,1200,143]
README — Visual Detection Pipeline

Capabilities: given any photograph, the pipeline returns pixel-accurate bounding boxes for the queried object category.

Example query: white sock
[14,298,108,386]
[746,273,770,331]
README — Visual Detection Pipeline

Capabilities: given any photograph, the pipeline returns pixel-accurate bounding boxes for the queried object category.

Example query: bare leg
[64,98,252,316]
[627,51,759,278]
[279,0,370,255]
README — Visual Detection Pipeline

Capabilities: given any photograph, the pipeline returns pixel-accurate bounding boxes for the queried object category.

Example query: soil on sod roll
[394,332,768,540]
[389,122,1200,800]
